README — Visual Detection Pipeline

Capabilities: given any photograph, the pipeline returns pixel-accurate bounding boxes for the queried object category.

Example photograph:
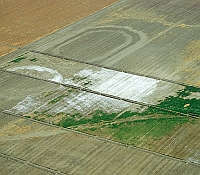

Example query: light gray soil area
[1,0,200,174]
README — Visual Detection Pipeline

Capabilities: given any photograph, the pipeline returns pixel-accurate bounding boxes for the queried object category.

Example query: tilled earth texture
[0,0,117,56]
[1,0,200,175]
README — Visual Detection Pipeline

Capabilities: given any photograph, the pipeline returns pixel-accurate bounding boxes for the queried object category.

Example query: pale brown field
[0,0,117,55]
[0,46,15,57]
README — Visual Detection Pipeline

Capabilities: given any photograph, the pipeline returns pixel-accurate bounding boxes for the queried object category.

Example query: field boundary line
[0,42,21,49]
[30,50,200,89]
[0,152,69,175]
[1,68,199,118]
[0,68,199,118]
[1,111,200,168]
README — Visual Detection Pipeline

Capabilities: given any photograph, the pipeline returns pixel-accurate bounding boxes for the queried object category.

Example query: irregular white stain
[50,92,131,114]
[7,65,63,83]
[6,95,43,114]
[65,68,160,103]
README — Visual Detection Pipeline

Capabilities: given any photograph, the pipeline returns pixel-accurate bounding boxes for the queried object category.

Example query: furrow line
[0,42,21,49]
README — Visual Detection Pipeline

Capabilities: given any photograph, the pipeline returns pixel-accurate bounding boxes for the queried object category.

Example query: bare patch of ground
[0,117,65,141]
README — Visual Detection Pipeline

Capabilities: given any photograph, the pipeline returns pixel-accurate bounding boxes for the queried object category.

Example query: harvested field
[0,0,118,50]
[1,0,200,174]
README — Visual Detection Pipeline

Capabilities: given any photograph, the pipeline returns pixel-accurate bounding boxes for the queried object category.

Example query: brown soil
[0,46,16,56]
[0,0,118,49]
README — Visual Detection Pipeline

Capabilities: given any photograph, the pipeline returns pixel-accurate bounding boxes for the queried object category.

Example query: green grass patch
[70,113,83,119]
[58,110,117,128]
[68,89,73,93]
[118,107,173,120]
[10,56,26,63]
[82,116,194,146]
[33,116,38,120]
[156,86,200,116]
[91,110,117,123]
[58,117,89,128]
[112,117,192,143]
[117,111,139,119]
[29,58,38,62]
[48,94,67,104]
[34,111,39,114]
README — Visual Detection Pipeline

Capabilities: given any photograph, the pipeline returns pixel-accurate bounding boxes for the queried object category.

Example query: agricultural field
[0,46,16,57]
[0,0,117,56]
[29,0,200,87]
[1,0,200,174]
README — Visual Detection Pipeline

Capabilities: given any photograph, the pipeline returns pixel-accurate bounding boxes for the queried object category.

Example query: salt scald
[71,68,159,102]
[6,95,42,114]
[7,91,131,116]
[7,66,63,82]
[50,92,131,114]
[7,65,160,103]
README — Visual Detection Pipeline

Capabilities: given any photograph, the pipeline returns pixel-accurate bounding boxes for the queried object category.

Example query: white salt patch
[184,92,200,100]
[51,92,131,114]
[65,68,159,103]
[7,65,63,83]
[6,95,42,114]
[187,157,199,164]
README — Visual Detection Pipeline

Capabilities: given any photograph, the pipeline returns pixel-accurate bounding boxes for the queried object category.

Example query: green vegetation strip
[156,86,200,116]
[48,94,67,104]
[10,56,26,63]
[29,58,38,62]
[117,106,171,120]
[25,85,199,148]
[81,116,195,146]
[58,110,117,128]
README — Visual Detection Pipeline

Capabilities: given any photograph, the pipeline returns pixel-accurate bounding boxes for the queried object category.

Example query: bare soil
[0,46,15,57]
[0,0,118,49]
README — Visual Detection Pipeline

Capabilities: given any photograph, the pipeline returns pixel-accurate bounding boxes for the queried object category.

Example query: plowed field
[0,0,118,55]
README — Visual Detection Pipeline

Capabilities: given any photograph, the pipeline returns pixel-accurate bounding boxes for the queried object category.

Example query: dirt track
[0,0,117,56]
